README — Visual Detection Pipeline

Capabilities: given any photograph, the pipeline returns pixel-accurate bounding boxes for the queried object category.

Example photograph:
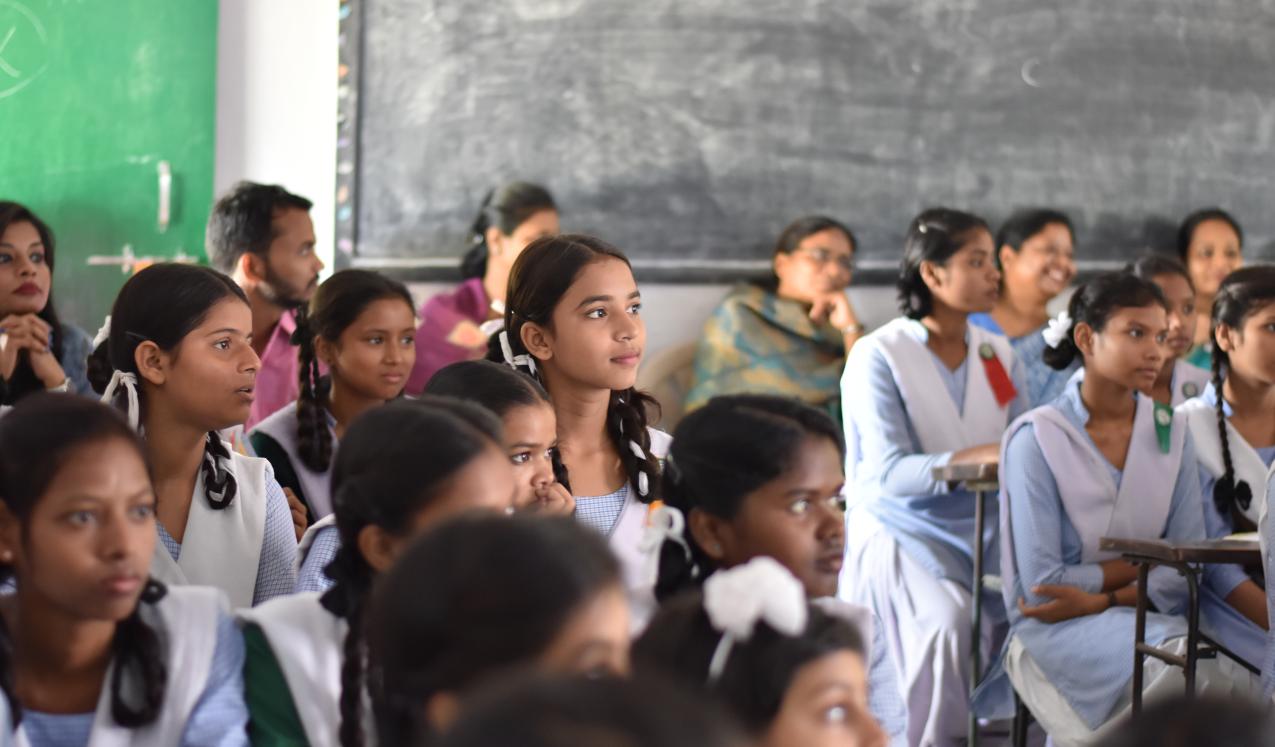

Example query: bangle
[46,378,70,393]
[841,323,865,336]
[1106,590,1118,611]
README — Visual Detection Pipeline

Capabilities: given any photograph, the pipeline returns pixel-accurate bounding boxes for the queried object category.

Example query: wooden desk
[1098,537,1260,713]
[932,462,999,747]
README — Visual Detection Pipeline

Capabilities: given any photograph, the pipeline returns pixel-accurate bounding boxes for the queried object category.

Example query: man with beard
[207,181,324,429]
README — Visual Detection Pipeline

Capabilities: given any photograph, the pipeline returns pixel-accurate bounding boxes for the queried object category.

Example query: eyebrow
[206,328,247,336]
[574,290,641,310]
[0,241,42,250]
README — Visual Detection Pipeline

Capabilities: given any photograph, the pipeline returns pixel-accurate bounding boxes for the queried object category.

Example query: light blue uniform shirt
[969,313,1079,407]
[845,318,1029,594]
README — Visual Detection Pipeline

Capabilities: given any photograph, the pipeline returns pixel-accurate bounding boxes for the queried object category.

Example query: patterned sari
[685,284,846,421]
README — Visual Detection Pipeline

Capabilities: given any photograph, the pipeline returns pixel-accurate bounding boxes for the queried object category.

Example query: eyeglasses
[793,247,855,271]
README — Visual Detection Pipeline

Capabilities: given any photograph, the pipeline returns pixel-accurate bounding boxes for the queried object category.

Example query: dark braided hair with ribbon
[1205,266,1275,523]
[318,396,504,747]
[87,264,249,510]
[485,234,661,502]
[291,269,415,473]
[0,394,169,727]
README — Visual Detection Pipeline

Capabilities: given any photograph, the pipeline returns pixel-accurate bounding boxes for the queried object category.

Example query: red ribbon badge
[978,343,1018,408]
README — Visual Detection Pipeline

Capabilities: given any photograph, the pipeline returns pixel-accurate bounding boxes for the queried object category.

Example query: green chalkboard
[1,0,217,330]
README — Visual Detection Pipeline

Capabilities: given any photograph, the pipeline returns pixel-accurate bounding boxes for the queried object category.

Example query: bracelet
[841,323,866,336]
[1106,590,1118,611]
[46,378,70,393]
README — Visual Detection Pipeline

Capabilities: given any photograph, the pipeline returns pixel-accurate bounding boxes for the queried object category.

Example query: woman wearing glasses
[685,215,862,422]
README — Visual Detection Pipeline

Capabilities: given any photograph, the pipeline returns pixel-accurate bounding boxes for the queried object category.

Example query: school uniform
[1262,480,1275,700]
[238,592,346,747]
[969,313,1079,407]
[148,441,299,609]
[1180,381,1271,667]
[838,317,1028,746]
[295,514,339,594]
[250,401,338,521]
[998,372,1257,746]
[16,587,249,747]
[1169,359,1210,406]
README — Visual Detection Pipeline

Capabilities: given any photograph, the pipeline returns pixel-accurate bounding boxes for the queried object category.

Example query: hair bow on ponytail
[101,370,142,430]
[93,315,113,349]
[702,557,807,682]
[1042,310,1074,349]
[639,504,695,587]
[498,329,537,376]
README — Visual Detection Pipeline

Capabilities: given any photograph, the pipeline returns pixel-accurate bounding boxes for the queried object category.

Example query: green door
[1,0,217,331]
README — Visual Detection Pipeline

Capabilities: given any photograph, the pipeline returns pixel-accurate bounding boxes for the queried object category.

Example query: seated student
[1178,267,1275,667]
[650,393,906,745]
[239,397,518,746]
[425,359,575,515]
[0,395,248,747]
[407,182,559,392]
[1177,208,1244,371]
[487,235,667,604]
[1126,255,1210,405]
[206,182,325,428]
[250,270,417,525]
[969,208,1078,406]
[998,272,1258,746]
[434,673,745,747]
[839,208,1029,746]
[365,514,631,746]
[0,202,94,401]
[89,263,298,608]
[1265,479,1275,701]
[636,557,886,747]
[685,215,863,422]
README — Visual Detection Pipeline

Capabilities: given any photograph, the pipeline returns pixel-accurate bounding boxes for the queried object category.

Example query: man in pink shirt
[206,182,324,429]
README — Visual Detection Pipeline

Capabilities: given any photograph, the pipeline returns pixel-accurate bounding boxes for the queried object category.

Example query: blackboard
[335,0,1275,282]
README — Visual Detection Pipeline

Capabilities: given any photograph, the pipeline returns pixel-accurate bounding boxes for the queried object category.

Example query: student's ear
[133,340,169,387]
[0,502,19,567]
[772,251,794,281]
[314,335,337,368]
[485,226,507,261]
[238,251,268,284]
[520,322,554,364]
[1073,321,1096,358]
[919,260,944,291]
[998,245,1016,273]
[1214,322,1238,354]
[687,508,731,564]
[424,691,461,732]
[356,524,402,573]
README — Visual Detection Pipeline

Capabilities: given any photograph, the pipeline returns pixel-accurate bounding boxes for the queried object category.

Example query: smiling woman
[0,202,95,403]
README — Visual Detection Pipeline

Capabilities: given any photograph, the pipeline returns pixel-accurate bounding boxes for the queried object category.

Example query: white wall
[214,0,338,270]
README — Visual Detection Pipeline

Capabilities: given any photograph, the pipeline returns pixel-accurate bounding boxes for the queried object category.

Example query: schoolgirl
[1125,254,1210,406]
[239,397,517,747]
[1177,267,1275,667]
[998,272,1257,745]
[486,234,668,606]
[250,269,417,523]
[839,208,1029,745]
[0,395,248,746]
[88,263,297,608]
[425,359,574,514]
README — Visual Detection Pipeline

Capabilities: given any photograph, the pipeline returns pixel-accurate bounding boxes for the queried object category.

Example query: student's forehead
[563,259,637,298]
[197,298,253,328]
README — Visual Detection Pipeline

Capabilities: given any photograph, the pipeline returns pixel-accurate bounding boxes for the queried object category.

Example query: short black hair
[205,181,313,273]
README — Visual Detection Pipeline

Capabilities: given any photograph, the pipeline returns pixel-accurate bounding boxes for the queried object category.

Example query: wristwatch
[1106,591,1118,611]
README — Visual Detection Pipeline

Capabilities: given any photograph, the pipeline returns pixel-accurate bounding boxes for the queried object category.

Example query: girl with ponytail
[484,234,669,622]
[406,182,558,392]
[650,393,906,745]
[0,395,248,746]
[996,271,1258,742]
[1177,266,1275,669]
[238,397,518,747]
[250,269,416,529]
[840,208,1029,744]
[86,263,297,608]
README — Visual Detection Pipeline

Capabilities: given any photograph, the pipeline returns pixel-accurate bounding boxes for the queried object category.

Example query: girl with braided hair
[484,234,669,623]
[0,394,248,746]
[250,270,416,526]
[1177,266,1275,669]
[87,263,297,609]
[238,397,518,747]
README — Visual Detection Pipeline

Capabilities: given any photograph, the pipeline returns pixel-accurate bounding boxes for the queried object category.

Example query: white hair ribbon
[639,504,694,587]
[628,439,651,496]
[1041,310,1073,349]
[92,315,112,349]
[498,329,537,375]
[101,370,141,430]
[703,556,808,682]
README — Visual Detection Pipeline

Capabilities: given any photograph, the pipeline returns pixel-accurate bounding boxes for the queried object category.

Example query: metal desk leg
[1184,566,1200,698]
[1132,562,1150,714]
[969,488,986,747]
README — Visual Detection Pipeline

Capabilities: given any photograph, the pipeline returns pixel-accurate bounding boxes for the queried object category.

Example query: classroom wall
[214,0,338,270]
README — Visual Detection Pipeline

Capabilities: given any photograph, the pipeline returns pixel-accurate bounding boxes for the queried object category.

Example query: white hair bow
[101,370,141,430]
[638,504,694,587]
[703,556,808,682]
[498,329,537,376]
[92,315,112,349]
[1041,310,1074,349]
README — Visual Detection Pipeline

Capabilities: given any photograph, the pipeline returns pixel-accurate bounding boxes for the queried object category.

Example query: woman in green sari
[685,215,863,421]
